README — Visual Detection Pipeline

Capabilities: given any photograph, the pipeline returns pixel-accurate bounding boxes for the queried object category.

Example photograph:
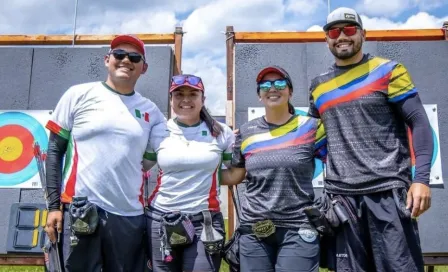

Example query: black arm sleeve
[45,132,68,211]
[395,94,433,185]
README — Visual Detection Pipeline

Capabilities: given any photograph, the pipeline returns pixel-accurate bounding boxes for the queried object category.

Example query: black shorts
[46,206,147,272]
[146,209,225,272]
[329,188,425,272]
[239,226,320,272]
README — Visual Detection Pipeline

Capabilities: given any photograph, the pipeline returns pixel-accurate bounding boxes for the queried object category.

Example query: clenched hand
[406,183,431,218]
[45,210,63,243]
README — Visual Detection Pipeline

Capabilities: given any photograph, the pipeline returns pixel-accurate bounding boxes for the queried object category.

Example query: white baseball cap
[323,7,363,31]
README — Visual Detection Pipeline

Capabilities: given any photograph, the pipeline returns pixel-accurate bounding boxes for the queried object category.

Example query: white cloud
[356,0,446,17]
[307,25,324,31]
[362,12,448,30]
[356,0,410,17]
[286,0,325,16]
[75,10,178,34]
[181,0,318,55]
[412,0,445,11]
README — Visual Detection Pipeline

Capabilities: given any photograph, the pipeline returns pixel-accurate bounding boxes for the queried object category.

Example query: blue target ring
[0,112,48,186]
[294,108,324,179]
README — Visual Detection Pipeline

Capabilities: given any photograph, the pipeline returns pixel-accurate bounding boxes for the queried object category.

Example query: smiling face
[104,43,147,85]
[325,23,365,64]
[170,87,204,123]
[258,72,291,110]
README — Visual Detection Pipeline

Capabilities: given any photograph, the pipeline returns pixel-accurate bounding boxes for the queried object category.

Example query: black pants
[46,207,147,272]
[239,226,320,272]
[331,188,425,272]
[146,209,225,272]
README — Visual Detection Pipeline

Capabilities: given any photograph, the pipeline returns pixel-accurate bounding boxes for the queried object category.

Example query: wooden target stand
[225,24,448,272]
[0,28,184,266]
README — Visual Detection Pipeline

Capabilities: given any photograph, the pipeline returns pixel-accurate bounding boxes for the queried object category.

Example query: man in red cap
[43,34,168,272]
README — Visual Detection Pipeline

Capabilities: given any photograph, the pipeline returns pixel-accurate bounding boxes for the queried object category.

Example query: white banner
[248,104,443,187]
[0,110,52,188]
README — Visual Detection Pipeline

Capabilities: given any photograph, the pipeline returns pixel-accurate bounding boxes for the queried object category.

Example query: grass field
[1,266,448,271]
[1,219,447,271]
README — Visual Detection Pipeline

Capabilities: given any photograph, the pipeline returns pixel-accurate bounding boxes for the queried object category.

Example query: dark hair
[200,106,223,137]
[288,102,295,115]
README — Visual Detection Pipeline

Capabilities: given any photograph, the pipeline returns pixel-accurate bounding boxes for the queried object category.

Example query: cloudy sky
[1,0,447,115]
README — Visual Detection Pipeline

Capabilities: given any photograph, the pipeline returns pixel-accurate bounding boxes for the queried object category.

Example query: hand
[406,183,431,218]
[45,210,63,243]
[233,129,239,135]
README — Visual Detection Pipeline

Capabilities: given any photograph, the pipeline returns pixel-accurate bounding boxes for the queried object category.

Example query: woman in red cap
[221,65,327,272]
[144,74,234,272]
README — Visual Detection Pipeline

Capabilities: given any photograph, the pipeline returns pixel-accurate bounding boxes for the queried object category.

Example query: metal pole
[327,0,331,14]
[72,0,79,46]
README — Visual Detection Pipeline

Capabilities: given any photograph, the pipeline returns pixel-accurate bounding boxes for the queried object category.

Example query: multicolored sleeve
[45,88,76,140]
[221,125,235,168]
[314,119,327,163]
[144,108,168,162]
[388,63,418,103]
[308,79,320,118]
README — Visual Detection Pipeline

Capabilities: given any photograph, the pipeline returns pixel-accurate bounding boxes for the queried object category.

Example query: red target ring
[0,124,35,174]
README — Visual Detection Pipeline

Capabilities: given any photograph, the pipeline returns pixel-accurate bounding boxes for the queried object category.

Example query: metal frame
[0,27,183,266]
[225,25,448,270]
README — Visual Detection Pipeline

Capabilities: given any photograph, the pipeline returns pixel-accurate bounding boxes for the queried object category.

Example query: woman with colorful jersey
[221,66,327,272]
[143,74,234,272]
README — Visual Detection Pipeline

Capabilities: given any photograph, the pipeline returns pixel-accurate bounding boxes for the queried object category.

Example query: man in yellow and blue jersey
[308,7,433,272]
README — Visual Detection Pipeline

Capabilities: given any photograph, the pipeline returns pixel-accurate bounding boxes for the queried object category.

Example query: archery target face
[0,111,50,188]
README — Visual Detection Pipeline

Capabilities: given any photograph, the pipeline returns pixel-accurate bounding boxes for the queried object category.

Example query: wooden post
[173,27,184,76]
[226,26,236,237]
[170,27,184,118]
[443,21,448,41]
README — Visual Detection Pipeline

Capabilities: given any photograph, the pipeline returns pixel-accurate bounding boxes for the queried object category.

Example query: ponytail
[288,102,295,115]
[200,106,223,137]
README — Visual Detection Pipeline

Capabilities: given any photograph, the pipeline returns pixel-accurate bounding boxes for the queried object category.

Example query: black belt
[145,207,208,223]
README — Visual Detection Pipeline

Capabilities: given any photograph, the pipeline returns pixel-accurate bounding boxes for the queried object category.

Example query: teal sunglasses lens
[273,80,287,89]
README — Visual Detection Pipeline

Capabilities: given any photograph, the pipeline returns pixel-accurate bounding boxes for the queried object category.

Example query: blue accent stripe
[315,61,396,109]
[315,138,327,149]
[388,88,417,103]
[243,119,314,154]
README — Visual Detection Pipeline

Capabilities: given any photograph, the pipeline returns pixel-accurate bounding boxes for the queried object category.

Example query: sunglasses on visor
[110,49,144,63]
[171,75,202,86]
[258,79,288,92]
[326,25,359,39]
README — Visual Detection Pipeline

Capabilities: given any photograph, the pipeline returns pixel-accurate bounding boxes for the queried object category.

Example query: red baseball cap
[169,74,205,93]
[256,65,292,84]
[110,34,146,56]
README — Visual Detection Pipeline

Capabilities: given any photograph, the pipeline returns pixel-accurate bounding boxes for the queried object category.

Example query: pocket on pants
[392,188,412,220]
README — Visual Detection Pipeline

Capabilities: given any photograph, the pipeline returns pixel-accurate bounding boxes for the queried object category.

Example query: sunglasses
[326,26,359,39]
[258,79,288,92]
[172,75,202,85]
[110,49,144,63]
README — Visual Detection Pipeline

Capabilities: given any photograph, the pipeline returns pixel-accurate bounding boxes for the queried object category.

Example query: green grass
[2,266,448,272]
[1,219,447,272]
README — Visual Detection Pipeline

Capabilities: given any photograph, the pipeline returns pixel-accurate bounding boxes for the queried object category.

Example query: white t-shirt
[147,119,235,214]
[46,81,168,216]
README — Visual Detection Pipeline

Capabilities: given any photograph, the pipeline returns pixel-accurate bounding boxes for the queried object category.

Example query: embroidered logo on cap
[344,13,356,20]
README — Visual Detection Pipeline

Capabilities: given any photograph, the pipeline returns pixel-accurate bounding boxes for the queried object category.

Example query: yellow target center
[0,137,23,161]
